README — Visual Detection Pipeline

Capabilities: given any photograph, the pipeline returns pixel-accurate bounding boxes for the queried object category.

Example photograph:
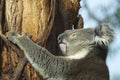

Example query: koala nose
[57,33,64,44]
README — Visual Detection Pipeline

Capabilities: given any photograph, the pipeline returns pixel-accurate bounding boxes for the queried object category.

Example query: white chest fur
[66,49,89,59]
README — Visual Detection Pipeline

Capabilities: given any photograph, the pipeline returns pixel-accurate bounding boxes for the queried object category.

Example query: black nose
[57,33,64,44]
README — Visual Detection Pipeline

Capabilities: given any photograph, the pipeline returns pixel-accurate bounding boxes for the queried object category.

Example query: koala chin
[7,23,113,80]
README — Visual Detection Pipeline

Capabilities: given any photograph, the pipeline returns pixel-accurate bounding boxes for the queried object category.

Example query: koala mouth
[58,41,67,54]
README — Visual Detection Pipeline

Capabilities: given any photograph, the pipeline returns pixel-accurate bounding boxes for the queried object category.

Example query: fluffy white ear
[94,23,114,47]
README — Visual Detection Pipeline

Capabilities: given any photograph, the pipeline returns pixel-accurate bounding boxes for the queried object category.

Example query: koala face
[58,24,113,57]
[58,28,95,56]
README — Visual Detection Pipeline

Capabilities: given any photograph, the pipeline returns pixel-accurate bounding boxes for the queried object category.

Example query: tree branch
[10,57,27,80]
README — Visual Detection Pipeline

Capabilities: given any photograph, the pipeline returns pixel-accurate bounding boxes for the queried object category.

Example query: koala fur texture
[7,23,113,80]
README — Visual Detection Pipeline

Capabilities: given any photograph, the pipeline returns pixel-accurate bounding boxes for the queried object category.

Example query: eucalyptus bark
[0,0,83,80]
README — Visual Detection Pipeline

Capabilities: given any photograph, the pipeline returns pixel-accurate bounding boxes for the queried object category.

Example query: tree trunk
[0,0,83,80]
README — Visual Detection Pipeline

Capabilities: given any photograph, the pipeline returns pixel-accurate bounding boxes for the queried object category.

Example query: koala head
[57,24,113,59]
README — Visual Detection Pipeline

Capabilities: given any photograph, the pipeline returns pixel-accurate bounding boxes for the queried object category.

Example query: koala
[7,23,113,80]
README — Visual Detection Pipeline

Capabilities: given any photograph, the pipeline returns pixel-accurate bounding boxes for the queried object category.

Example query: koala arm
[7,32,71,78]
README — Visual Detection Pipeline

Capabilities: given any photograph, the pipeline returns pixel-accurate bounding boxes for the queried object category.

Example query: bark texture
[0,0,83,80]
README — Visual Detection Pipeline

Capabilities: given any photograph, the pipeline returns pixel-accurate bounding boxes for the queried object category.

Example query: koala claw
[21,32,32,38]
[6,31,19,44]
[6,35,16,44]
[28,35,32,38]
[22,32,27,36]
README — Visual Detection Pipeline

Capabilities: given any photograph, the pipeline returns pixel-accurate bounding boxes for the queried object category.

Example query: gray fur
[7,23,113,80]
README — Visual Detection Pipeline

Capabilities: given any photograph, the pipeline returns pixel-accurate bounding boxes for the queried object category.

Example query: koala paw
[7,31,32,44]
[6,31,20,44]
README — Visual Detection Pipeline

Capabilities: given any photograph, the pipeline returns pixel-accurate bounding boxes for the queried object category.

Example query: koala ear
[94,23,114,47]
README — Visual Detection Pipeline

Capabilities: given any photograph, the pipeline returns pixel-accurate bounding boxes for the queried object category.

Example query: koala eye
[69,33,77,39]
